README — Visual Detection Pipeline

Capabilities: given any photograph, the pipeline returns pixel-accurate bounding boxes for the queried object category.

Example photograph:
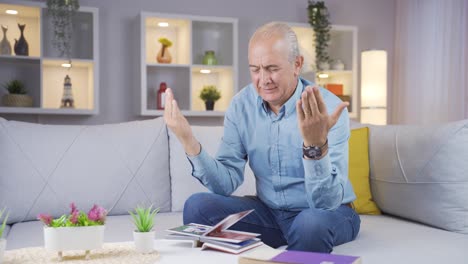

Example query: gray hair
[249,22,301,63]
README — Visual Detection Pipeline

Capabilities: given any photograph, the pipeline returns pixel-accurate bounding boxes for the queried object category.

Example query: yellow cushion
[348,127,381,215]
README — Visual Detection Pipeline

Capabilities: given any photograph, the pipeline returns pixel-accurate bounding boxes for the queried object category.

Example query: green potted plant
[129,205,160,253]
[199,85,221,111]
[157,37,173,63]
[46,0,80,63]
[0,208,9,264]
[307,1,331,71]
[2,80,33,107]
[38,203,107,260]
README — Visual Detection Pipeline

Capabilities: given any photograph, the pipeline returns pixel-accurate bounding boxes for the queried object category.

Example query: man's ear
[294,56,304,77]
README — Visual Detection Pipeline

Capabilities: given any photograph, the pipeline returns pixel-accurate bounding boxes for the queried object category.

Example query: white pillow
[0,117,171,224]
[369,119,468,234]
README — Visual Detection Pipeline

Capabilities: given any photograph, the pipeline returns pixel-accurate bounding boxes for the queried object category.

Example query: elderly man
[164,22,360,252]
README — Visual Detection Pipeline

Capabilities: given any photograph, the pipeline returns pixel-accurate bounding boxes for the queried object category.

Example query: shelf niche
[42,59,94,110]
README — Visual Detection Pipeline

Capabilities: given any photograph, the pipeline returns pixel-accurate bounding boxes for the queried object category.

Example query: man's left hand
[296,86,348,147]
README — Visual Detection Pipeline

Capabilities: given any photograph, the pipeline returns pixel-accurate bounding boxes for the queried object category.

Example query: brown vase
[157,45,172,63]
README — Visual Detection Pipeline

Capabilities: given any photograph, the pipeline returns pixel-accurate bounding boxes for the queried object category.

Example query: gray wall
[2,0,395,126]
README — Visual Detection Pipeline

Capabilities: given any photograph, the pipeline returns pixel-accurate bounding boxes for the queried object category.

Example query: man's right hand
[163,88,201,156]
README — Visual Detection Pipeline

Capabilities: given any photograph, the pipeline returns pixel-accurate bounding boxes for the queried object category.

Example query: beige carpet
[3,242,160,264]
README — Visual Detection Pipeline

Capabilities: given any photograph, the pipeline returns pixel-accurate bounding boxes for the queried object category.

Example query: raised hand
[296,86,348,147]
[163,88,201,156]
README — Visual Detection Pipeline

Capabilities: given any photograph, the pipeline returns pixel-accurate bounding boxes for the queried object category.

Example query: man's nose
[260,69,271,84]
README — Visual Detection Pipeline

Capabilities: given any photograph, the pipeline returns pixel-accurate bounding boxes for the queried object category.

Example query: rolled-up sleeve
[302,108,350,210]
[186,102,247,196]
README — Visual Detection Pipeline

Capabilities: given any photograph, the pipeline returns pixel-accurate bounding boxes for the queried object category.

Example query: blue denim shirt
[188,78,356,210]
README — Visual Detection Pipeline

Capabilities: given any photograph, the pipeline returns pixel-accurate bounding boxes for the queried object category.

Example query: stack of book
[165,209,264,254]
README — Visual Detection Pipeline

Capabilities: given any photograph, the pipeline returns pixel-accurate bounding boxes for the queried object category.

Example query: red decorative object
[157,82,167,110]
[324,83,343,96]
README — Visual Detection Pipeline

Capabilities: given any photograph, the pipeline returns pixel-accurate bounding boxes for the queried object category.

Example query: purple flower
[37,214,53,226]
[69,203,79,224]
[70,211,79,224]
[70,203,78,214]
[87,204,107,223]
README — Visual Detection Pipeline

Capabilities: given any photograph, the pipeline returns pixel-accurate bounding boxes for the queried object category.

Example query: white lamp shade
[361,50,387,107]
[361,50,387,124]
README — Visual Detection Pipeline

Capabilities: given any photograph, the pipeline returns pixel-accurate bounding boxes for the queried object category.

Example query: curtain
[392,0,468,124]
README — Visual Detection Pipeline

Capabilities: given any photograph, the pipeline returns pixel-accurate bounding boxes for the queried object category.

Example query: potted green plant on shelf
[0,208,9,264]
[157,37,173,63]
[307,0,331,71]
[199,85,221,111]
[129,205,160,253]
[2,80,33,107]
[38,203,107,260]
[46,0,80,64]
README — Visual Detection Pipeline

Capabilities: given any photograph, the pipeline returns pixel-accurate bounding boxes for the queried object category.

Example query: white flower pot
[0,239,6,264]
[44,226,105,260]
[133,231,155,253]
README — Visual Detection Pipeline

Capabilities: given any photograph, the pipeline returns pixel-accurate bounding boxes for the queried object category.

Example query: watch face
[303,146,322,159]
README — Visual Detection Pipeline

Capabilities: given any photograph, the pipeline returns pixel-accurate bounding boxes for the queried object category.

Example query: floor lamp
[360,50,387,125]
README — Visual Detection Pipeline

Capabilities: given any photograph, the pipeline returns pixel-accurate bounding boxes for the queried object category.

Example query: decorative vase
[205,101,215,111]
[318,61,330,71]
[331,59,345,70]
[156,45,172,63]
[0,238,6,263]
[202,50,218,65]
[43,226,105,260]
[2,94,33,107]
[133,231,155,253]
[14,23,28,56]
[0,25,12,55]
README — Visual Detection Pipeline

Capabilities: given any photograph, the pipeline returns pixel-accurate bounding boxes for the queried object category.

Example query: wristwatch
[303,139,328,160]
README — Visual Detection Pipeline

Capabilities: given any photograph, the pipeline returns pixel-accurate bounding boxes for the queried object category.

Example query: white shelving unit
[288,23,358,119]
[0,2,99,115]
[140,12,238,116]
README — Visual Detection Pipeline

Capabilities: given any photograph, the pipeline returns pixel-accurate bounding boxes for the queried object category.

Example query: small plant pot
[2,94,33,107]
[44,226,105,260]
[0,238,6,263]
[133,231,155,254]
[205,101,215,111]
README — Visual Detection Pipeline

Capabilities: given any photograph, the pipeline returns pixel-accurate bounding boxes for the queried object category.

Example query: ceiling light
[61,63,72,68]
[158,22,169,27]
[200,69,211,74]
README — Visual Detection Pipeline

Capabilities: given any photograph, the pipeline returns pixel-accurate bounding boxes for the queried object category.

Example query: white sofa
[1,117,467,263]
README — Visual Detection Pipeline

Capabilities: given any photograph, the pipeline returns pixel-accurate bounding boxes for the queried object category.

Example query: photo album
[166,209,264,254]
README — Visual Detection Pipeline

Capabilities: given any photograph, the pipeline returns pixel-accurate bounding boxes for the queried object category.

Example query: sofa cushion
[368,119,468,234]
[5,212,183,250]
[334,214,468,264]
[0,117,171,225]
[169,126,256,212]
[348,127,381,215]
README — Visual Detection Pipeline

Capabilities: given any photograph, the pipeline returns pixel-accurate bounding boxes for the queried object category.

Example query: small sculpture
[60,75,75,108]
[0,25,12,55]
[14,23,29,56]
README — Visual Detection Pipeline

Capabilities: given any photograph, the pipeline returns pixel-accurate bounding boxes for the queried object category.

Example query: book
[202,238,263,254]
[166,209,263,253]
[238,246,361,264]
[166,209,260,243]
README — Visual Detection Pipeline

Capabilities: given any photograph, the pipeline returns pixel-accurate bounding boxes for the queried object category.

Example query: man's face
[248,35,302,108]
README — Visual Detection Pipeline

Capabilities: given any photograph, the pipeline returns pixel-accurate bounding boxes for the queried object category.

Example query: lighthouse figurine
[60,75,75,108]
